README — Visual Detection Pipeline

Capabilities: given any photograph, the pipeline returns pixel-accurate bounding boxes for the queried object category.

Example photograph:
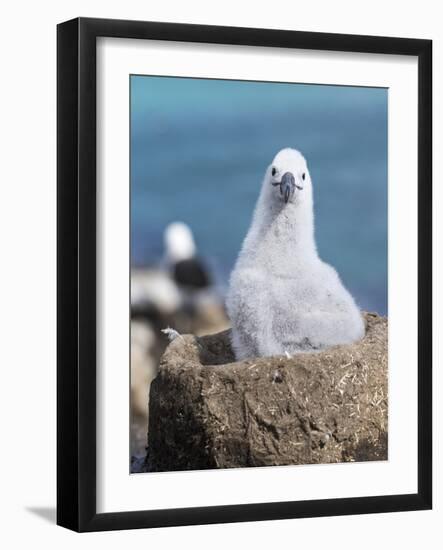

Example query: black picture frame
[57,17,432,532]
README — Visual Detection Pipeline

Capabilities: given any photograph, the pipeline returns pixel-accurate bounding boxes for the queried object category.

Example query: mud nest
[145,312,388,472]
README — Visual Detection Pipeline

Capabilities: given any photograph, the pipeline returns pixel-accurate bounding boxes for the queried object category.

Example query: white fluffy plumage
[226,148,365,360]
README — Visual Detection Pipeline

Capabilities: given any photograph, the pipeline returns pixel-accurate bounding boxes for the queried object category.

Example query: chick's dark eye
[271,167,277,176]
[302,173,306,180]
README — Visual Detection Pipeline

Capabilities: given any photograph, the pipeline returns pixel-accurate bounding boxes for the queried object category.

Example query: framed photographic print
[57,17,432,532]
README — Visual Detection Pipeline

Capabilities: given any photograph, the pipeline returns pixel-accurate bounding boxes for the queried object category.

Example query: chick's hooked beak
[272,171,301,204]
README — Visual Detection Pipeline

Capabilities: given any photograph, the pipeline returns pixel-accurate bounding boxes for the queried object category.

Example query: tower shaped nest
[146,312,387,472]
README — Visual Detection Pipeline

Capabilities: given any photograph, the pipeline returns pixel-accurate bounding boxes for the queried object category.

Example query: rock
[131,268,182,316]
[130,320,157,456]
[146,313,388,472]
[131,321,157,417]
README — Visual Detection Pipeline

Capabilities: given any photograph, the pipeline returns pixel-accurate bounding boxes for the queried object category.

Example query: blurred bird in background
[164,222,212,292]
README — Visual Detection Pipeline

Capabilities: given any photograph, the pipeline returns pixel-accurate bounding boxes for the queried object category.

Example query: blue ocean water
[131,76,387,315]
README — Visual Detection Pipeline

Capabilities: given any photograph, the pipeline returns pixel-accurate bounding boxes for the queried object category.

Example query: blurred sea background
[131,75,387,315]
[130,75,387,462]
